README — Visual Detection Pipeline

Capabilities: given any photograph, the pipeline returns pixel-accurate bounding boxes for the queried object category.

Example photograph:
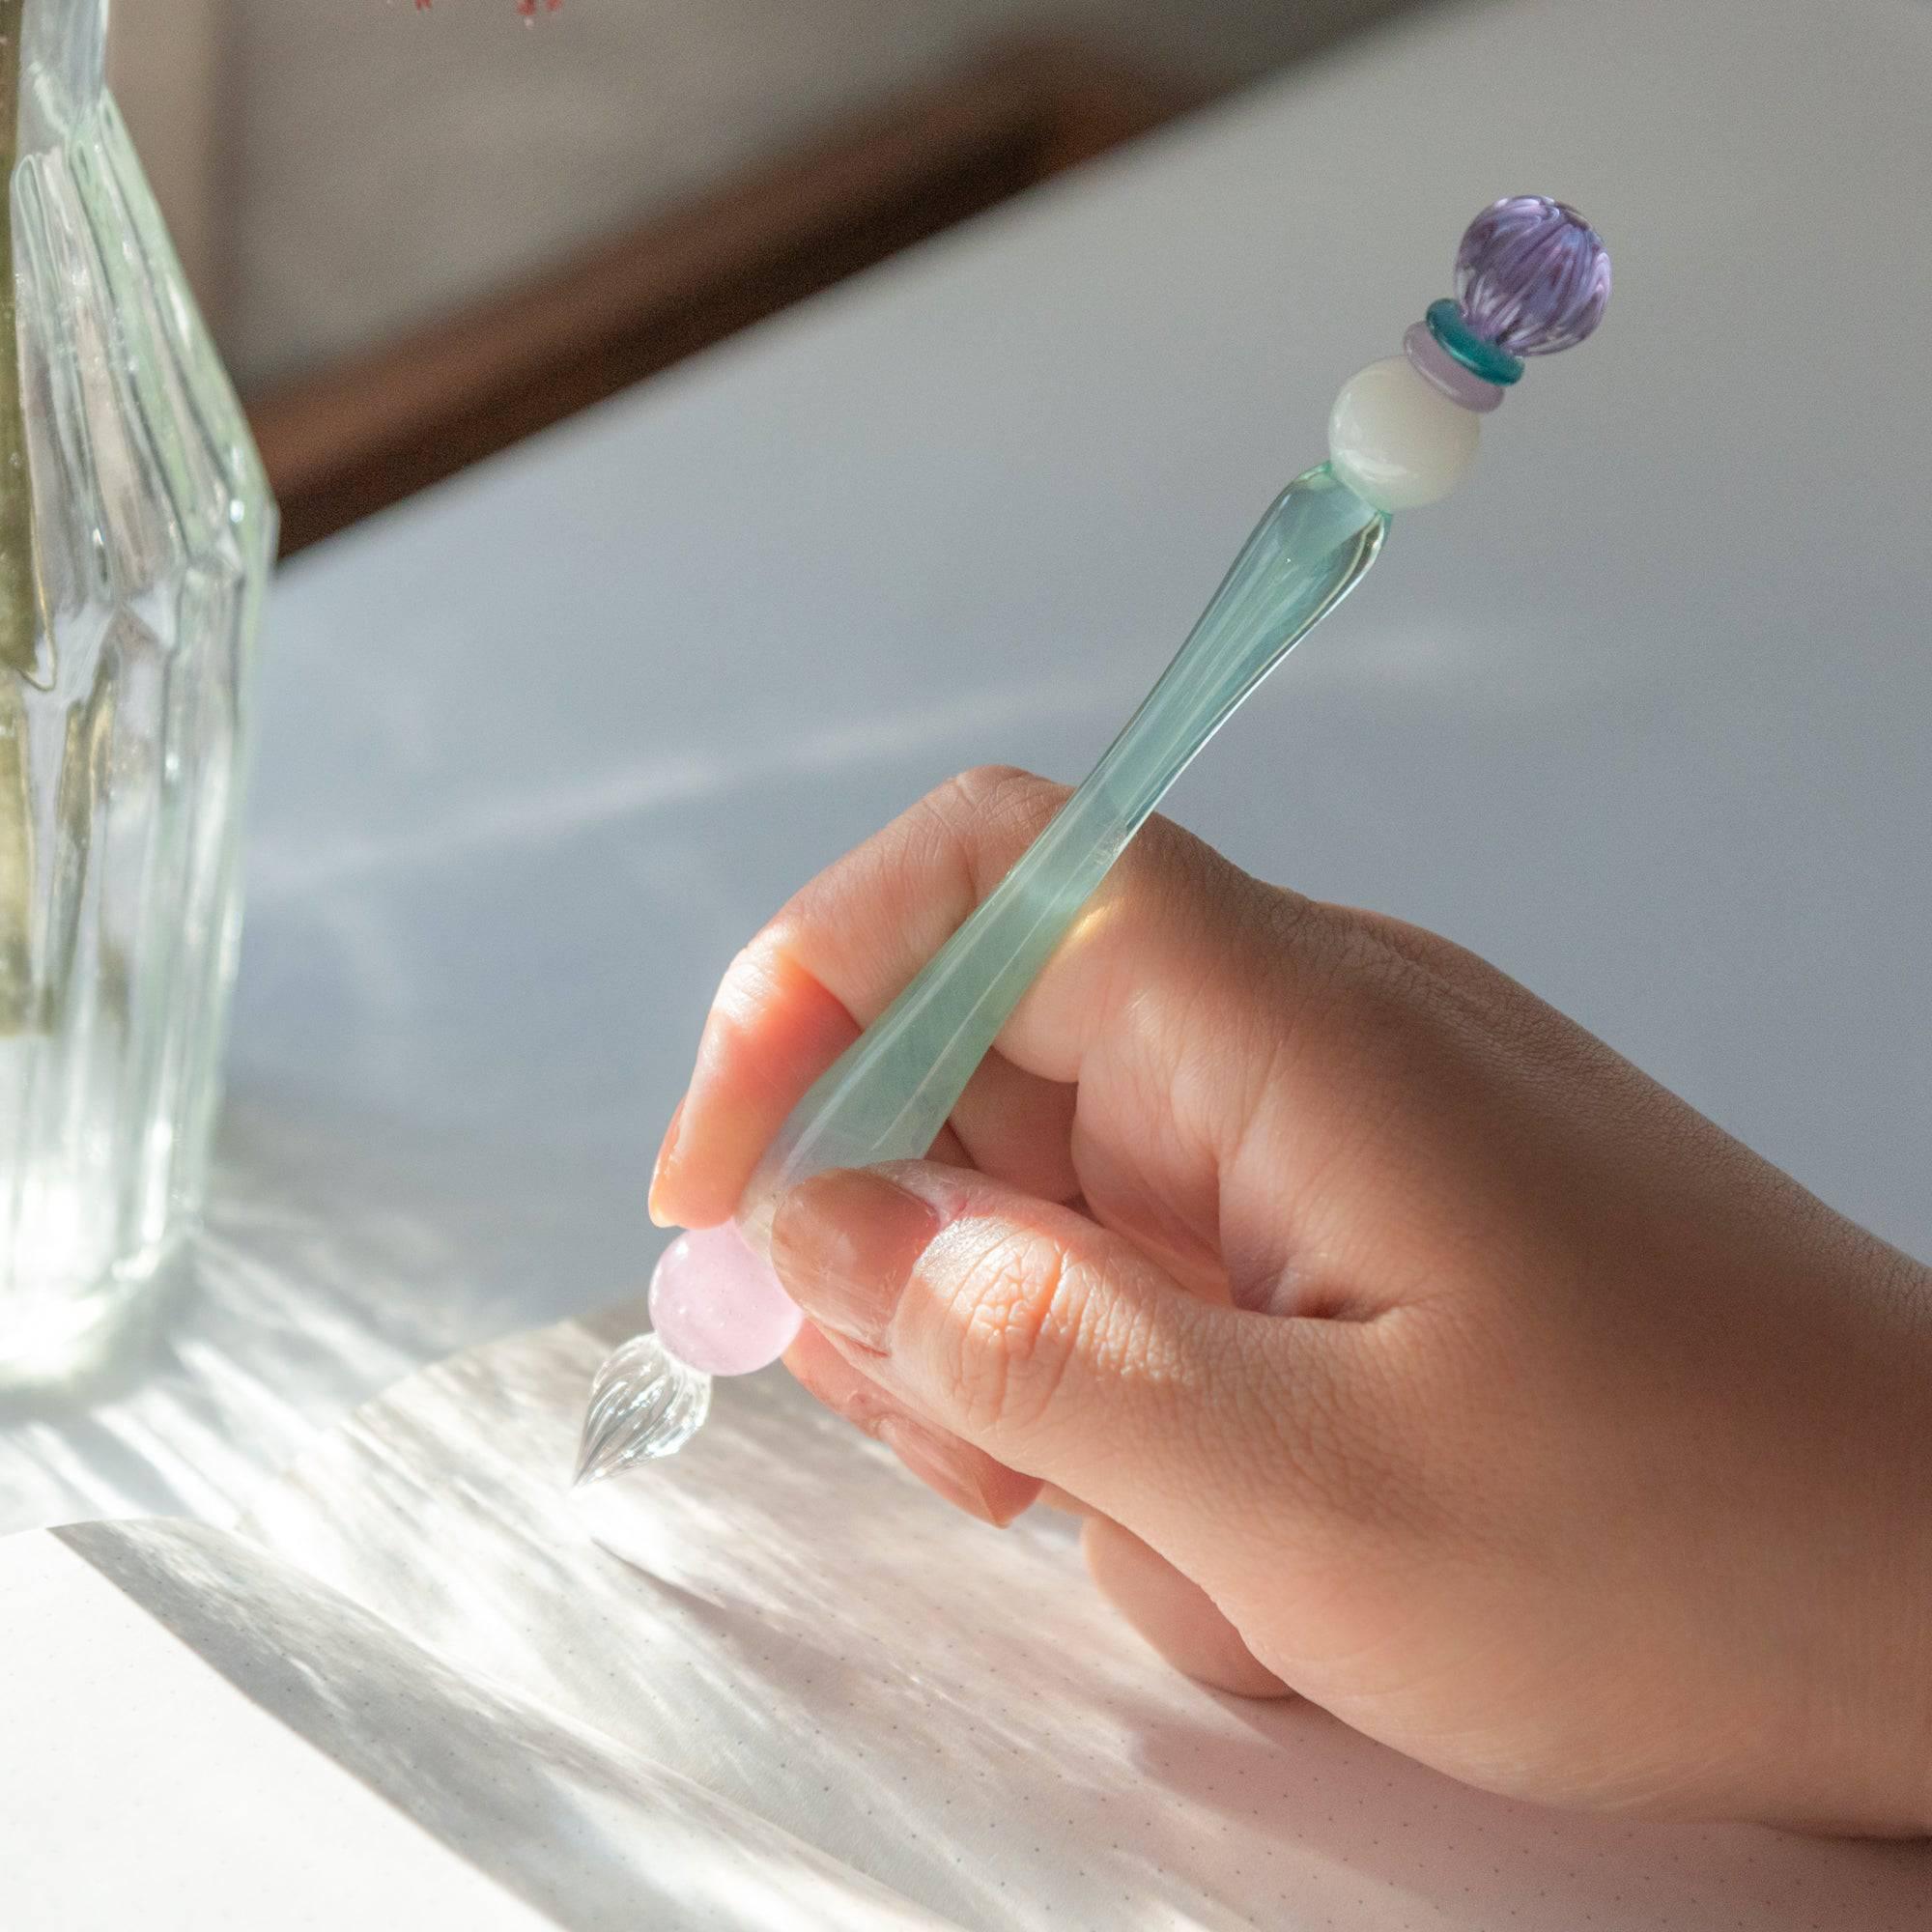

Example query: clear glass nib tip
[573,1332,713,1486]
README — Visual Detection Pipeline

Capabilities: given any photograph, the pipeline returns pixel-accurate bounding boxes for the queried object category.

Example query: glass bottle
[0,0,276,1366]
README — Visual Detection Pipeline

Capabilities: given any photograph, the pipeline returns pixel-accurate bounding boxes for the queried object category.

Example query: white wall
[113,0,1410,389]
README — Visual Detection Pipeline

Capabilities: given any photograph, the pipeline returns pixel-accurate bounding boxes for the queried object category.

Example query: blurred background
[108,0,1423,552]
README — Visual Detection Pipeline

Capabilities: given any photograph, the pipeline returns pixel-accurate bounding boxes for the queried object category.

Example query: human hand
[649,767,1932,1834]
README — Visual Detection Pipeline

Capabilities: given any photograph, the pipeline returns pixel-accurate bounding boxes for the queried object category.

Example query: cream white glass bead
[1327,355,1481,511]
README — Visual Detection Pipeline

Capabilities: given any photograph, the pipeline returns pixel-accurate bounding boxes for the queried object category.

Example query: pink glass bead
[647,1222,803,1377]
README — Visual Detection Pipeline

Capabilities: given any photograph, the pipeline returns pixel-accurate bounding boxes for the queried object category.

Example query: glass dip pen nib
[575,196,1611,1484]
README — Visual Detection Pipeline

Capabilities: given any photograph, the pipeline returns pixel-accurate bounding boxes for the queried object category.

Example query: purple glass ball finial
[1454,196,1610,357]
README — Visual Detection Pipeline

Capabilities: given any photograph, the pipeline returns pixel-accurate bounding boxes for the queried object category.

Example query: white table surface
[4,0,1929,1533]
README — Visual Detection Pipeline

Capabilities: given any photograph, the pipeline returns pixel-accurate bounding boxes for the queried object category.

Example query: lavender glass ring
[1405,318,1507,412]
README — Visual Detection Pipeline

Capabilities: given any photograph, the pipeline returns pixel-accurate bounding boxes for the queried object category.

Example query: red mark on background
[413,1,562,16]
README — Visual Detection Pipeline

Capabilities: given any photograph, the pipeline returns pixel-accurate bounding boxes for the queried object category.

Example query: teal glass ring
[1426,298,1523,387]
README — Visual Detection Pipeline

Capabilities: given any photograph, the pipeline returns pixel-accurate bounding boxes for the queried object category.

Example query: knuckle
[947,763,1062,826]
[935,1223,1101,1441]
[704,936,786,1037]
[924,767,1068,893]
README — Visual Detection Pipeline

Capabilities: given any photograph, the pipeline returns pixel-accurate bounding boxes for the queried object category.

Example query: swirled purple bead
[1454,196,1610,357]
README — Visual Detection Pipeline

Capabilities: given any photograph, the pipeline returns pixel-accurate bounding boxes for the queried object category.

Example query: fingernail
[876,1416,1000,1524]
[770,1168,940,1350]
[647,1097,687,1227]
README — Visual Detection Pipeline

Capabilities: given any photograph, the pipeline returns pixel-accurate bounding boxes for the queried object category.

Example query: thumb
[769,1160,1358,1571]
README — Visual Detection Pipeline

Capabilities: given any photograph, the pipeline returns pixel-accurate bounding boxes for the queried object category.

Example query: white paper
[230,1308,1932,1931]
[1,1517,954,1931]
[0,1530,553,1932]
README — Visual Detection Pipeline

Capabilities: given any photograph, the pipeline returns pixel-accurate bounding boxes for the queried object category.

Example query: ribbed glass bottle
[0,0,275,1366]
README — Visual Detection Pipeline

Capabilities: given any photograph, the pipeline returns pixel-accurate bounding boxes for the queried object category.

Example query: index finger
[650,765,1315,1244]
